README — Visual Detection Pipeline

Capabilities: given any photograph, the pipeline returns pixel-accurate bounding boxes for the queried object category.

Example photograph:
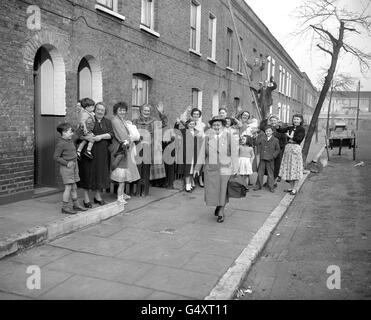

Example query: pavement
[0,138,325,300]
[237,130,371,300]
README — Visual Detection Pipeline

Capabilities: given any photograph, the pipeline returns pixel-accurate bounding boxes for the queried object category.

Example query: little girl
[238,135,254,187]
[111,152,132,204]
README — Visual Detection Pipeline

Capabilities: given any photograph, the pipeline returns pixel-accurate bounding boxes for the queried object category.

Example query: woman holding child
[110,102,141,203]
[77,102,113,207]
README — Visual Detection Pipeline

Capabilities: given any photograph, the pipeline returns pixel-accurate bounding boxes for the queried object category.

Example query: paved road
[239,130,371,300]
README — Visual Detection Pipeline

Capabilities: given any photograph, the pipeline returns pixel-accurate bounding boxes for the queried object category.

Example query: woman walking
[194,116,238,223]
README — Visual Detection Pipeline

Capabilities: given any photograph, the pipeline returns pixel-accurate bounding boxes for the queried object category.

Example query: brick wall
[0,0,317,201]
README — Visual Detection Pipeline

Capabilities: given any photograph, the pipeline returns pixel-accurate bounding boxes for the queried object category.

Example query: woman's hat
[208,116,227,126]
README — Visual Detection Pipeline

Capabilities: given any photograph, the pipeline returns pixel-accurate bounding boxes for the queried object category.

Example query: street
[239,129,371,299]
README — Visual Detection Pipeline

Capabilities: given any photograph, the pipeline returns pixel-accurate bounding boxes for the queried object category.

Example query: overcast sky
[244,0,371,91]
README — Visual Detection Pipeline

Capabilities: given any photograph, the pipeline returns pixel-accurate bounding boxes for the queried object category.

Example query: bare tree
[294,0,371,163]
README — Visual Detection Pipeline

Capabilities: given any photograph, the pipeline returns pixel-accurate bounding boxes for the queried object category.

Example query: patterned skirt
[279,143,303,181]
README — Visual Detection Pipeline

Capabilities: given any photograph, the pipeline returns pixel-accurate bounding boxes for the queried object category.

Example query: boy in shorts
[54,123,87,214]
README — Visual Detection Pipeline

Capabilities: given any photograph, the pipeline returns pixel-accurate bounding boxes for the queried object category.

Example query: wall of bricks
[0,0,317,202]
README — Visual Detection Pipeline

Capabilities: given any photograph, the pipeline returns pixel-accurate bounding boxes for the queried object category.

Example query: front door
[33,47,58,187]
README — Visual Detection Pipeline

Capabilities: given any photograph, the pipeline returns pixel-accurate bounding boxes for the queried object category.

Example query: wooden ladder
[227,0,262,121]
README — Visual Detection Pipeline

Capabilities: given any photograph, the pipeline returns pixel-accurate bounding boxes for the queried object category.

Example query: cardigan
[277,125,305,145]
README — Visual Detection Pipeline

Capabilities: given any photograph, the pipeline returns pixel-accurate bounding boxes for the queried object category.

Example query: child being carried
[76,98,96,160]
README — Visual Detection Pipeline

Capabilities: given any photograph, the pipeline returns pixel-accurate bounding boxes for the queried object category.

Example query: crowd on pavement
[53,91,306,224]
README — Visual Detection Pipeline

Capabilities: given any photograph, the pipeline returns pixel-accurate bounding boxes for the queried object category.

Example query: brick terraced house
[0,0,317,204]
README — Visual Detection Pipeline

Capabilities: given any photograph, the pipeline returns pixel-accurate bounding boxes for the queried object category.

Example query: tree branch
[343,27,360,33]
[311,24,338,45]
[317,44,333,56]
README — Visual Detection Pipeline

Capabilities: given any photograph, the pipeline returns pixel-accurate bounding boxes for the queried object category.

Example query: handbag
[126,122,141,142]
[227,174,248,198]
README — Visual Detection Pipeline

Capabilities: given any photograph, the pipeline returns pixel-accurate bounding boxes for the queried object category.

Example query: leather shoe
[217,215,224,223]
[73,204,88,211]
[61,207,77,215]
[84,150,93,159]
[94,198,105,205]
[83,201,92,208]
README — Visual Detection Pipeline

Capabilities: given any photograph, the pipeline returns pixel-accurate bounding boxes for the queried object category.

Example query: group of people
[54,98,168,214]
[53,98,305,224]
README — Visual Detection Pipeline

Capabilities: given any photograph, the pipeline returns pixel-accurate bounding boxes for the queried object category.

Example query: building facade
[0,0,317,203]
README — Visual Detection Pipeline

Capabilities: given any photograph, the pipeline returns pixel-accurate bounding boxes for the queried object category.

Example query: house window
[208,13,217,61]
[132,74,150,108]
[282,68,286,95]
[237,37,243,73]
[279,65,283,93]
[192,88,203,110]
[226,28,233,68]
[141,0,154,29]
[266,56,271,81]
[234,97,240,112]
[190,1,201,53]
[271,58,276,80]
[96,0,117,11]
[95,0,125,20]
[282,104,287,123]
[221,91,227,108]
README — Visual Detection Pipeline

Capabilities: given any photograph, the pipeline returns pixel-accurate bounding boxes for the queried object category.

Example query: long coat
[196,129,239,207]
[77,117,113,190]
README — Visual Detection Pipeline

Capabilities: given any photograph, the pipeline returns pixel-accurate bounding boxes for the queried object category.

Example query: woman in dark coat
[174,118,202,192]
[77,102,113,207]
[277,114,306,195]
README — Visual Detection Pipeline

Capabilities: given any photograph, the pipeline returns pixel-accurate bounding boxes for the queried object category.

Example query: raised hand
[156,101,164,114]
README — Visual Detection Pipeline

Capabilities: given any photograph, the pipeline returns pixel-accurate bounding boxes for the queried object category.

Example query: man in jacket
[257,76,277,120]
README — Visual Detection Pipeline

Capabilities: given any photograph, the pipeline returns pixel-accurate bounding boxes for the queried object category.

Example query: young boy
[253,125,280,193]
[76,98,96,160]
[54,123,87,214]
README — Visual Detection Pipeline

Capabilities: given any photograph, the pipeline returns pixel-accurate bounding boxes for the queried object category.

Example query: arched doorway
[33,45,65,187]
[77,55,103,102]
[220,91,227,108]
[78,58,92,99]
